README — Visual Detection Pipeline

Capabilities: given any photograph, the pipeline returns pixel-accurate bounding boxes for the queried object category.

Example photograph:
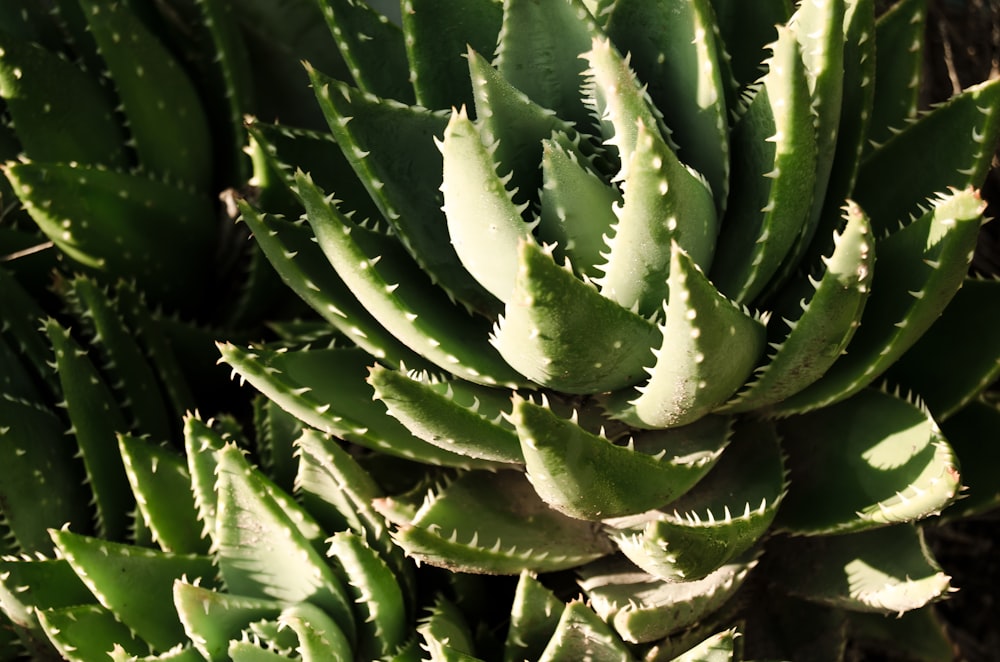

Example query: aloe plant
[0,0,352,323]
[222,0,1000,657]
[0,0,998,660]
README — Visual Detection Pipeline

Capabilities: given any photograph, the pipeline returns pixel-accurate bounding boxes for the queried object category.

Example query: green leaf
[50,529,216,652]
[774,524,951,615]
[776,388,960,535]
[3,162,215,310]
[720,201,874,413]
[439,104,533,302]
[515,398,729,519]
[772,187,985,414]
[252,397,302,495]
[173,582,283,662]
[612,419,783,582]
[218,343,497,468]
[865,0,926,152]
[316,0,413,104]
[583,34,668,176]
[502,572,565,662]
[0,556,93,630]
[108,643,207,661]
[0,32,128,166]
[419,596,478,661]
[535,135,620,280]
[291,170,523,387]
[855,77,1000,236]
[192,0,256,187]
[0,267,57,397]
[245,118,381,223]
[392,470,615,574]
[609,243,767,428]
[0,332,42,404]
[227,639,297,661]
[708,0,791,89]
[0,396,91,554]
[278,602,353,662]
[496,0,604,130]
[306,68,497,313]
[0,0,65,48]
[182,416,230,543]
[493,240,660,394]
[579,555,755,644]
[596,118,717,318]
[112,282,196,420]
[238,202,429,369]
[325,531,407,659]
[78,0,213,189]
[369,365,523,466]
[671,629,739,662]
[763,0,846,295]
[468,47,601,210]
[61,276,175,441]
[118,435,208,555]
[809,0,876,260]
[230,0,349,131]
[402,0,503,110]
[212,444,356,642]
[293,430,410,579]
[45,318,132,541]
[37,604,148,662]
[605,0,730,213]
[710,25,817,304]
[887,278,1000,420]
[537,601,631,662]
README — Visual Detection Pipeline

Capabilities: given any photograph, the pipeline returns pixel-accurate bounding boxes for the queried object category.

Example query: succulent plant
[219,0,1000,657]
[0,0,355,323]
[1,0,999,660]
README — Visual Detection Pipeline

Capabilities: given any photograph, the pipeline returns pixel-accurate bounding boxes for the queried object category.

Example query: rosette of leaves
[133,0,1000,659]
[223,0,1000,657]
[0,0,365,323]
[0,266,196,658]
[0,384,422,661]
[0,268,413,660]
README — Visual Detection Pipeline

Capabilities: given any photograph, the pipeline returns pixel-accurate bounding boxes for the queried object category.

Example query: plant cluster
[1,0,1000,660]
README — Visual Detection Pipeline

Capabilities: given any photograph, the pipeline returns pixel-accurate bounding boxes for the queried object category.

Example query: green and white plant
[1,0,999,660]
[227,0,1000,657]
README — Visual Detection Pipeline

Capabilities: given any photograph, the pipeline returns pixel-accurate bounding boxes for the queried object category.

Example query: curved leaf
[369,365,523,465]
[78,0,213,188]
[212,444,356,642]
[610,243,767,428]
[173,581,283,662]
[776,388,960,535]
[710,25,817,304]
[492,240,660,394]
[721,201,873,413]
[291,170,522,387]
[774,524,951,615]
[119,435,208,555]
[773,187,985,414]
[613,419,783,581]
[439,104,533,302]
[391,471,614,574]
[515,398,729,520]
[50,529,216,652]
[605,0,730,212]
[218,343,498,468]
[579,555,755,644]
